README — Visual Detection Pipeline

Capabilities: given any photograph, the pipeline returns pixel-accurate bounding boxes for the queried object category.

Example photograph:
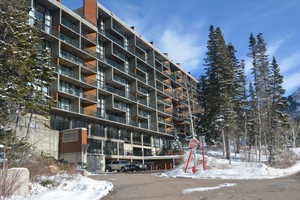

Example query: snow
[161,150,300,180]
[292,148,300,156]
[182,183,237,194]
[8,174,113,200]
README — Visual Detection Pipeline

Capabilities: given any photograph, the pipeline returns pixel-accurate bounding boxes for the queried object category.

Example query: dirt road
[92,172,300,200]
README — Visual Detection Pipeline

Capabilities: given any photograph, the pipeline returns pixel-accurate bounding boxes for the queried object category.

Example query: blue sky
[63,0,300,95]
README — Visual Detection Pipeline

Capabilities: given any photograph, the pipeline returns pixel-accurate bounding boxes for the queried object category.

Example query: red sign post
[183,138,200,173]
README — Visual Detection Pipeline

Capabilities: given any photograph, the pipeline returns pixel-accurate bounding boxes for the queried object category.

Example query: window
[104,141,118,155]
[90,123,105,137]
[51,115,70,130]
[88,139,102,154]
[63,132,79,143]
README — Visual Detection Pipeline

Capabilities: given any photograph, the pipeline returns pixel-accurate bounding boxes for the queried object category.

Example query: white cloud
[283,71,300,94]
[158,29,205,72]
[279,52,300,74]
[267,38,286,57]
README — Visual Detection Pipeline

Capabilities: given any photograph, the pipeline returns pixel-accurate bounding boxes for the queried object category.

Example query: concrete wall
[14,114,59,159]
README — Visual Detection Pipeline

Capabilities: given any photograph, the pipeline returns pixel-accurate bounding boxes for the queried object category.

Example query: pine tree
[202,25,219,143]
[201,26,237,159]
[268,57,290,163]
[0,0,56,128]
[228,45,247,153]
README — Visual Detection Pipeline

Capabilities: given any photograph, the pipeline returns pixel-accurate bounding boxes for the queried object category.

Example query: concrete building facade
[27,0,200,170]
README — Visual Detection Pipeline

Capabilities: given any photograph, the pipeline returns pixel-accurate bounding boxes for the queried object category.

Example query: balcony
[113,101,128,112]
[82,32,97,44]
[107,113,126,124]
[58,104,78,113]
[81,62,97,72]
[60,33,79,48]
[137,98,148,106]
[81,79,97,87]
[82,48,97,58]
[82,93,97,102]
[137,87,149,95]
[156,84,163,92]
[61,18,79,33]
[36,23,59,38]
[105,32,124,47]
[138,110,150,118]
[113,49,127,61]
[134,73,147,83]
[58,66,77,79]
[113,75,127,85]
[60,50,83,66]
[139,122,148,129]
[106,58,125,72]
[135,50,146,61]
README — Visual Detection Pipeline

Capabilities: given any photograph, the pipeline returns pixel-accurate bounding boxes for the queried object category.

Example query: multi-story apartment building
[28,0,200,170]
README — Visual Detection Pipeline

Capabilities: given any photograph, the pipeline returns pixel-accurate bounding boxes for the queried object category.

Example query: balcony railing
[113,49,126,61]
[106,58,125,72]
[139,123,148,129]
[136,50,146,61]
[137,87,149,95]
[135,73,146,83]
[138,110,150,118]
[60,50,84,66]
[36,23,59,37]
[82,48,97,58]
[105,32,124,47]
[60,33,79,48]
[82,32,97,44]
[61,18,79,33]
[137,98,148,106]
[81,62,97,72]
[113,102,128,112]
[58,104,78,113]
[83,93,97,102]
[113,75,127,85]
[107,114,126,124]
[81,79,97,87]
[58,67,77,79]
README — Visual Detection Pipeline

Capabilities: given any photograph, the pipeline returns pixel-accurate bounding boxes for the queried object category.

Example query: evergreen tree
[268,57,290,163]
[201,26,237,159]
[0,0,56,128]
[228,45,247,153]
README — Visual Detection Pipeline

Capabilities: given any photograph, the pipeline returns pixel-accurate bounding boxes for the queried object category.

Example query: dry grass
[0,168,22,200]
[20,156,77,181]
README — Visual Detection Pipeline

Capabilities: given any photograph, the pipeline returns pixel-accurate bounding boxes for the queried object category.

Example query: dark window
[51,115,70,130]
[88,139,102,154]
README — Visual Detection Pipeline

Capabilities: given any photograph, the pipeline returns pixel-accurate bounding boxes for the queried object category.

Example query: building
[27,0,200,170]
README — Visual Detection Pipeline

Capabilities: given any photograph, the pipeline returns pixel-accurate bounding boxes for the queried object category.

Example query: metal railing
[60,33,79,48]
[61,18,79,33]
[105,32,124,47]
[83,93,97,101]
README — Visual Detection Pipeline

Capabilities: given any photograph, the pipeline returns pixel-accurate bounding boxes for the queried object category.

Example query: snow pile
[9,174,113,200]
[182,183,236,194]
[161,152,300,180]
[292,148,300,156]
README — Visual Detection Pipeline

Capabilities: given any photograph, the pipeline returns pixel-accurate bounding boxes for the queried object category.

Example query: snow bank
[161,155,300,180]
[9,174,113,200]
[182,183,237,194]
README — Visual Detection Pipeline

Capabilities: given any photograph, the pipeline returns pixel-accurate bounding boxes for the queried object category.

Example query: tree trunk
[222,128,226,158]
[25,113,33,139]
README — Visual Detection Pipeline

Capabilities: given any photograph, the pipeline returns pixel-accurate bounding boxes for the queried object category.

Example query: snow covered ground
[9,174,113,200]
[161,148,300,180]
[182,183,237,194]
